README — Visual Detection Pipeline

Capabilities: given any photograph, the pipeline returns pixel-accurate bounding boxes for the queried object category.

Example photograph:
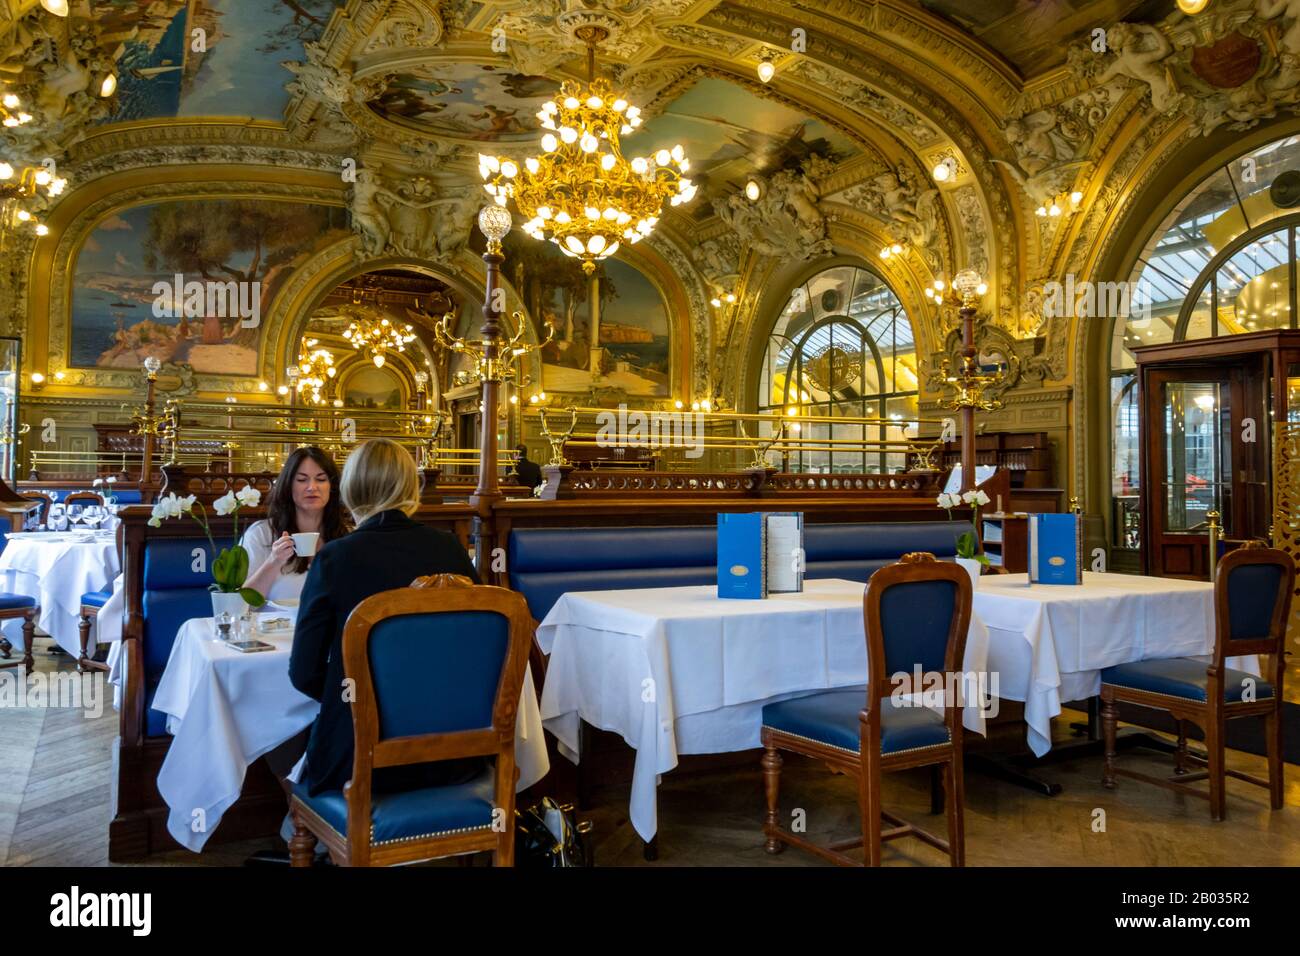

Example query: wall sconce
[28,371,45,391]
[1035,190,1084,218]
[879,241,906,260]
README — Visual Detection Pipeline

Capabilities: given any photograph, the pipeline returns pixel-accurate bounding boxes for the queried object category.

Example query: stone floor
[4,635,1299,867]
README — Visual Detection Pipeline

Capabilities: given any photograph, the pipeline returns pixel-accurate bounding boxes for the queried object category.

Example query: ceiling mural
[636,77,859,209]
[101,0,342,122]
[368,63,555,140]
[919,0,1168,77]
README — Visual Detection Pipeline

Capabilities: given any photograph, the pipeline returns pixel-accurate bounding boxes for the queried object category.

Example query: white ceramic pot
[956,557,982,592]
[211,591,246,621]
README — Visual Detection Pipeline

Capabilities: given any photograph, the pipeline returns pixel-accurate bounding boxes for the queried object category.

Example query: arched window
[758,264,918,473]
[1110,134,1300,554]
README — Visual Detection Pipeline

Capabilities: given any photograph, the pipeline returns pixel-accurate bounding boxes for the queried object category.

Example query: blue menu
[1029,512,1083,585]
[717,513,767,599]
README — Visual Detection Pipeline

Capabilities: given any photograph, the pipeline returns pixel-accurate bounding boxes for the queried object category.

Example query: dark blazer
[514,455,543,489]
[288,508,478,795]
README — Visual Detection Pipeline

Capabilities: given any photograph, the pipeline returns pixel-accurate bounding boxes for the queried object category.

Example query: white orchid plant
[937,488,992,564]
[91,475,119,505]
[148,486,265,605]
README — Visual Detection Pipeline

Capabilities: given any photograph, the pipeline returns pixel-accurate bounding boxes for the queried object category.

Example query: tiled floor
[4,635,1300,867]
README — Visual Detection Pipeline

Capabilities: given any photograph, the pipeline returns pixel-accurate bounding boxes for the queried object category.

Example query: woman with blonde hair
[289,437,478,795]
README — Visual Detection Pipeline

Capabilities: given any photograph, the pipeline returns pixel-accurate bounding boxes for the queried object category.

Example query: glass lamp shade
[143,356,162,374]
[953,270,983,299]
[477,204,513,242]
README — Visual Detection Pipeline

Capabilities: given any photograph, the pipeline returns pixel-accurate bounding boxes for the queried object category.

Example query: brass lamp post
[930,270,1000,493]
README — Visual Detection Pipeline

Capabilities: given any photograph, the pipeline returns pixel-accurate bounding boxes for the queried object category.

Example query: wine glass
[48,502,67,532]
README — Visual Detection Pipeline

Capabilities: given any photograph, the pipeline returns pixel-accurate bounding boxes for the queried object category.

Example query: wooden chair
[760,552,973,866]
[288,574,532,867]
[1101,543,1295,820]
[0,595,39,675]
[63,491,104,508]
[21,492,52,527]
[77,588,113,673]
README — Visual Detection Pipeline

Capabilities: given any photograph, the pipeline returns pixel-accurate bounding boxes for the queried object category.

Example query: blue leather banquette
[140,536,219,736]
[507,521,959,621]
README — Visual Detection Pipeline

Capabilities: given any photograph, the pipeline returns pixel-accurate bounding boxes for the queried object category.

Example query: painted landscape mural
[98,0,340,122]
[71,198,349,375]
[500,233,671,397]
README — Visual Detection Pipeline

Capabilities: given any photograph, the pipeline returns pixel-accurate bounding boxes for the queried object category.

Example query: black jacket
[514,456,543,489]
[288,508,478,795]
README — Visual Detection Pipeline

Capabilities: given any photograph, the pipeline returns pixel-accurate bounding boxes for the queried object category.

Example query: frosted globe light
[655,149,670,166]
[477,203,513,242]
[745,180,761,201]
[564,97,580,109]
[757,60,775,83]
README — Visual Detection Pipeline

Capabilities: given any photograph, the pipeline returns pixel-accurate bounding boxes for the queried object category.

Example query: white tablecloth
[535,578,991,842]
[973,572,1245,757]
[153,615,549,852]
[0,531,119,656]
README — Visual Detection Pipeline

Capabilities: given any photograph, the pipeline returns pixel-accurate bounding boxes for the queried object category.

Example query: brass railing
[524,405,945,472]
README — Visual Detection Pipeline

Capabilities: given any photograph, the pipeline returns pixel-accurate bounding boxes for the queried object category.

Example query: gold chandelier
[341,310,416,368]
[477,26,695,274]
[294,342,336,404]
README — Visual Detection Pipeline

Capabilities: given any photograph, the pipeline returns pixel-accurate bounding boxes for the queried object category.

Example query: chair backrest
[140,536,220,736]
[341,573,532,788]
[863,552,972,730]
[22,492,52,525]
[1214,544,1295,670]
[65,491,105,507]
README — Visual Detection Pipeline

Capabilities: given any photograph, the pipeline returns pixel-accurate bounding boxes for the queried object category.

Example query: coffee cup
[291,532,321,556]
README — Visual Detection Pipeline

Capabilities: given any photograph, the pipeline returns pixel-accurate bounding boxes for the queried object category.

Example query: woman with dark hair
[242,446,348,604]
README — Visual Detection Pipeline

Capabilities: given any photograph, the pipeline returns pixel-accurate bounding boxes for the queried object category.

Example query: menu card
[717,513,766,599]
[1028,512,1083,585]
[765,512,804,594]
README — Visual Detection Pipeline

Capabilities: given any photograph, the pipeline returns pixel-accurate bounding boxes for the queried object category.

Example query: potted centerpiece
[148,486,265,618]
[937,488,991,590]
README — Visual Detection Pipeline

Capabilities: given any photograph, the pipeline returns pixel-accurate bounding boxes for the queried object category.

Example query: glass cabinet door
[0,337,19,485]
[1163,381,1231,533]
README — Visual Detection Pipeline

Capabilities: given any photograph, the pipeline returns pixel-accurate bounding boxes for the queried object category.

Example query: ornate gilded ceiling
[9,0,1300,415]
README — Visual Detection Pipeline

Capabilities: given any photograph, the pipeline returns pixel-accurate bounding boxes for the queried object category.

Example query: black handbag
[514,798,593,867]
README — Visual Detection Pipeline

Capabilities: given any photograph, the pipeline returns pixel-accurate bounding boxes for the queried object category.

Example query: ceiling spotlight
[1176,0,1209,13]
[40,0,69,15]
[745,179,762,202]
[757,59,775,83]
[932,157,958,183]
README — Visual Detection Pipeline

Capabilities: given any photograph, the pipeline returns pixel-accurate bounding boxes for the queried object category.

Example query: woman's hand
[270,532,296,565]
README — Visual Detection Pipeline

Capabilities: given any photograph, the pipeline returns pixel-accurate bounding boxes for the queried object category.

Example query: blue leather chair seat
[763,690,951,756]
[0,592,36,610]
[80,588,112,609]
[291,764,496,846]
[1101,658,1273,703]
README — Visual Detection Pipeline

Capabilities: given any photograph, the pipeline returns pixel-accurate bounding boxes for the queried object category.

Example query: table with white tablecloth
[0,531,119,656]
[153,614,550,852]
[971,572,1249,758]
[535,578,991,842]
